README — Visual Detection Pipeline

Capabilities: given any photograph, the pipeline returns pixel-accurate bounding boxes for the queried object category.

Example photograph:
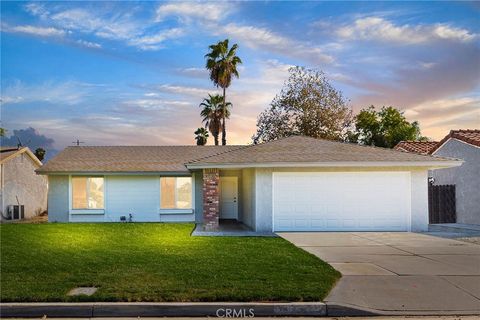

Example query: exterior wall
[431,139,480,225]
[241,168,256,230]
[253,167,431,232]
[194,170,204,223]
[1,153,47,220]
[47,175,69,222]
[47,174,195,223]
[105,176,161,222]
[255,168,274,232]
[410,170,429,231]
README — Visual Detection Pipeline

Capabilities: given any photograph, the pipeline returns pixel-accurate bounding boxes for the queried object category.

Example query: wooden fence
[428,184,456,224]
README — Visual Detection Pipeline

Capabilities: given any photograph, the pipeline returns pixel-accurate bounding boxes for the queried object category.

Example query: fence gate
[428,184,456,224]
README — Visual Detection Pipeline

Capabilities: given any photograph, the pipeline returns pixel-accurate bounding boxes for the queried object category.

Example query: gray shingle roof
[37,136,460,174]
[37,145,243,173]
[187,136,458,166]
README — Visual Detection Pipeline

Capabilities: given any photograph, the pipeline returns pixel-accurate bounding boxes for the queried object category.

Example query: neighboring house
[37,136,460,232]
[394,141,439,155]
[1,146,48,220]
[428,130,480,225]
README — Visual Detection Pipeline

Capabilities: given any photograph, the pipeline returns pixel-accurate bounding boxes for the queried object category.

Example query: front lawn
[0,223,340,302]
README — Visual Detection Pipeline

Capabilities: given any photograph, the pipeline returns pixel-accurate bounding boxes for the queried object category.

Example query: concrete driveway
[279,232,480,313]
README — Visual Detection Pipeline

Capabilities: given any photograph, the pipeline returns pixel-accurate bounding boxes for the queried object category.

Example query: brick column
[203,168,220,230]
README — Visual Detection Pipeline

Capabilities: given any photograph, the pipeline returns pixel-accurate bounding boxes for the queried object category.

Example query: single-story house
[394,141,439,155]
[429,130,480,225]
[1,146,48,220]
[395,130,479,225]
[37,136,461,232]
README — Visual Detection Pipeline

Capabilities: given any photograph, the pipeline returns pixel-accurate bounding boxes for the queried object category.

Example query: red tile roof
[394,141,439,155]
[429,129,480,154]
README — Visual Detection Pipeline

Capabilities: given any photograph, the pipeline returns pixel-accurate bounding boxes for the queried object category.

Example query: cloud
[23,3,185,50]
[128,28,185,50]
[218,23,334,64]
[76,39,101,48]
[405,96,480,139]
[0,127,58,160]
[335,17,476,44]
[1,80,98,105]
[2,24,66,37]
[155,2,233,23]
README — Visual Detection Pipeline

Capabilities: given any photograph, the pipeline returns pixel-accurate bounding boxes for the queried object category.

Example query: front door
[220,177,238,219]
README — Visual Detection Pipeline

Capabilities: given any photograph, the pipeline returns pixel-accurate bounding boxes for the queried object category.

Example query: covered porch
[194,168,273,236]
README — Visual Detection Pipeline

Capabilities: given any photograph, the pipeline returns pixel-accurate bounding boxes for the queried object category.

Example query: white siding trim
[186,160,462,170]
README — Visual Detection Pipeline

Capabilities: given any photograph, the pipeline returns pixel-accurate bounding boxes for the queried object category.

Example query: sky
[1,1,479,153]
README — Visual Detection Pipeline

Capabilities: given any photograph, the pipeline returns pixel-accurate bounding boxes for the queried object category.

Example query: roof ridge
[185,135,302,164]
[298,135,449,160]
[186,145,250,163]
[64,145,245,148]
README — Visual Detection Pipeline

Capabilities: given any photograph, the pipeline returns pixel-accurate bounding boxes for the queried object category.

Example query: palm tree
[194,127,209,146]
[199,94,223,145]
[205,39,242,145]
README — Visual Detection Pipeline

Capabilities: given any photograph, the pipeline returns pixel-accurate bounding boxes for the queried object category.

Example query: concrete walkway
[279,232,480,313]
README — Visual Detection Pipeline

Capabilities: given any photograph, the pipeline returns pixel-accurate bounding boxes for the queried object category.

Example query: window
[160,177,192,209]
[72,177,104,209]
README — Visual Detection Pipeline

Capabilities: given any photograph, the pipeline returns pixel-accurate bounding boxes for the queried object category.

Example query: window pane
[88,178,104,209]
[161,177,175,209]
[72,177,87,209]
[176,177,192,209]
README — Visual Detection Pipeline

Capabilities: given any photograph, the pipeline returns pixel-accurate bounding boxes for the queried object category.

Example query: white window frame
[159,175,194,214]
[69,175,106,215]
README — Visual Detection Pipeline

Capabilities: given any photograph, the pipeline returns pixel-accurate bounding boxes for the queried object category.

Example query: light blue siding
[105,176,161,222]
[47,174,196,223]
[47,175,69,222]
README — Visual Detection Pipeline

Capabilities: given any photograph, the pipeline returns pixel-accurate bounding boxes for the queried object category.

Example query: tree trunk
[222,87,227,145]
[214,134,219,145]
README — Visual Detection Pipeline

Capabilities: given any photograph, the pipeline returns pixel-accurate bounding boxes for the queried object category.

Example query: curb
[2,302,479,318]
[0,302,327,318]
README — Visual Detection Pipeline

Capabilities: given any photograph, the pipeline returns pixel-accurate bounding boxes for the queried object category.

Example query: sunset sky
[1,1,479,152]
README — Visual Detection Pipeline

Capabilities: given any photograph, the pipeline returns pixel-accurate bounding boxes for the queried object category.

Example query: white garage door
[273,172,411,232]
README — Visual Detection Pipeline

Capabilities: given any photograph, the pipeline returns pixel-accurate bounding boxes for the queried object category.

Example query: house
[394,141,439,155]
[428,130,480,225]
[1,146,48,220]
[36,136,461,232]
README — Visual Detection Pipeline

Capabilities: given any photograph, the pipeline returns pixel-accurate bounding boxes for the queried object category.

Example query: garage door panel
[273,172,410,232]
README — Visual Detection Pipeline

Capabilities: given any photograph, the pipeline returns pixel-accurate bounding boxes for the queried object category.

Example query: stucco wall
[47,175,69,222]
[431,139,480,225]
[1,153,47,220]
[194,170,203,223]
[410,170,429,231]
[255,168,274,232]
[241,168,256,230]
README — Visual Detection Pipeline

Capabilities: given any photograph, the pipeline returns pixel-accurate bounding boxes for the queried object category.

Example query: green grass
[0,223,340,302]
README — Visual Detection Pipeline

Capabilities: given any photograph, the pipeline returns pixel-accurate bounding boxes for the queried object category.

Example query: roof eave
[36,170,191,176]
[185,160,463,170]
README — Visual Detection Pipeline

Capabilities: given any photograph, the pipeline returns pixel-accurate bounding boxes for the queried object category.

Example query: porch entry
[220,176,238,219]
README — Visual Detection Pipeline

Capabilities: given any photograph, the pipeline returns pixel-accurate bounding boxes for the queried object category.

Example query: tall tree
[205,39,242,145]
[0,128,6,137]
[199,94,223,145]
[253,66,353,144]
[352,106,428,148]
[34,147,46,161]
[194,127,209,146]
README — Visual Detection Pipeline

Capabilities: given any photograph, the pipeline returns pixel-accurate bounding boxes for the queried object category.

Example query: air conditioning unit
[7,205,25,220]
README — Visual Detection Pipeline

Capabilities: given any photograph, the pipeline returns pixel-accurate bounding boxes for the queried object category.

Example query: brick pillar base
[203,168,220,231]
